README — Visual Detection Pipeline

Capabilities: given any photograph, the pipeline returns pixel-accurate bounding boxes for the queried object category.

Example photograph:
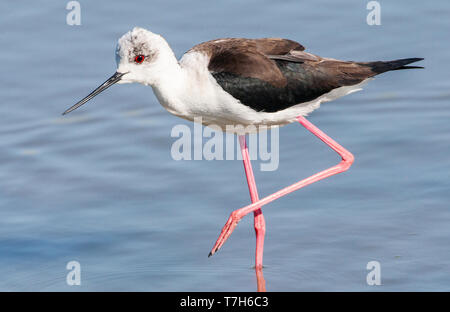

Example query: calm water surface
[0,0,449,291]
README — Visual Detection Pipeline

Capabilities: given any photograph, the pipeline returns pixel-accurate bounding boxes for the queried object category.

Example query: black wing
[213,54,424,113]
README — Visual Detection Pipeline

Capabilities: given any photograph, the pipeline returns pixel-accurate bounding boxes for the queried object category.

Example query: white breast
[177,51,263,128]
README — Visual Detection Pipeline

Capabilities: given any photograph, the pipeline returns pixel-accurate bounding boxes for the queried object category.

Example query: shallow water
[0,0,449,291]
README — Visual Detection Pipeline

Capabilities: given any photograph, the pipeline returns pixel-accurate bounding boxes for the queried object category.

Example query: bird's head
[116,27,175,85]
[63,27,175,115]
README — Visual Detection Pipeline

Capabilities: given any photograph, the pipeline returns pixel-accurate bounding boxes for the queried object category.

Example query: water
[0,0,449,291]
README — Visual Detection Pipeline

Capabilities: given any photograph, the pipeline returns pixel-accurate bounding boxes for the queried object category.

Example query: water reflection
[255,267,266,292]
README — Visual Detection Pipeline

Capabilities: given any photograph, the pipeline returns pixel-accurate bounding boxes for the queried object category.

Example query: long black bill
[62,72,126,115]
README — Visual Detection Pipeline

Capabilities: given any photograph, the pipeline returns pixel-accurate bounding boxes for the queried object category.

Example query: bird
[63,27,423,270]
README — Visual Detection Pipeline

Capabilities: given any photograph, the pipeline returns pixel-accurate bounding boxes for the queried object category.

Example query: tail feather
[360,58,424,74]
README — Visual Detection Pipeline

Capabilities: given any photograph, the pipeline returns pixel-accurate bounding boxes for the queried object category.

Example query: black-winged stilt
[63,27,423,273]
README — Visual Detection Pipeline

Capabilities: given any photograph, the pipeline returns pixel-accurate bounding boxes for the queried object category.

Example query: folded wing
[190,38,423,112]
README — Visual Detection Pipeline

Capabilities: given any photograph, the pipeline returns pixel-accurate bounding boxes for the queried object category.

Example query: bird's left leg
[209,115,354,257]
[238,135,266,269]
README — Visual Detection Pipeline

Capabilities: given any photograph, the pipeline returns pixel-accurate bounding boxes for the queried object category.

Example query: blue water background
[0,0,449,291]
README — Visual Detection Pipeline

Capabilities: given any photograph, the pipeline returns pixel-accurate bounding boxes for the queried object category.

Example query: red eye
[134,55,145,64]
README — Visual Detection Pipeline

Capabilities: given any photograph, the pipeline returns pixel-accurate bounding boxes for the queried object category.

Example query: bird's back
[186,38,423,114]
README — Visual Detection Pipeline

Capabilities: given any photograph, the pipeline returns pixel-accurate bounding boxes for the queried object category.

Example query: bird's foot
[208,211,242,257]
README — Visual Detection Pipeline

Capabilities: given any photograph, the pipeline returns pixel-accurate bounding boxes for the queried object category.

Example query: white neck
[150,50,245,125]
[149,54,188,116]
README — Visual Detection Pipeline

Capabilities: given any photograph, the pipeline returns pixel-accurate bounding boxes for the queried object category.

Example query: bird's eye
[134,55,145,64]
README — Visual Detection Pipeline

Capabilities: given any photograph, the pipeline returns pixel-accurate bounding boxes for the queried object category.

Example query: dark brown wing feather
[189,38,304,88]
[252,38,304,54]
[188,38,423,112]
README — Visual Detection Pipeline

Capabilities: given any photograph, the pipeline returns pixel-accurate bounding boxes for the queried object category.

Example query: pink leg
[209,115,354,257]
[238,135,266,269]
